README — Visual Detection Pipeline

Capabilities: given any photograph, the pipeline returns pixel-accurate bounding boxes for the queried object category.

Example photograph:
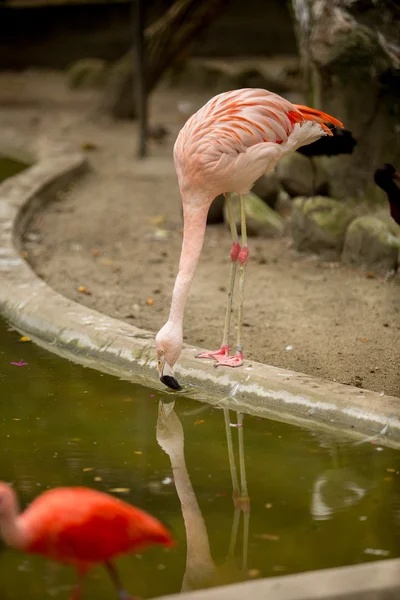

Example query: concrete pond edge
[0,129,399,452]
[155,558,400,600]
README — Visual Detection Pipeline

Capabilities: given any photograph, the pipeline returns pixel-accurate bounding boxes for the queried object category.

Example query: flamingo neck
[0,508,25,550]
[167,194,210,328]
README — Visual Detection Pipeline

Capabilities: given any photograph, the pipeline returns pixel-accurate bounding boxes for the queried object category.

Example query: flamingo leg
[70,569,86,600]
[196,192,239,361]
[225,408,240,560]
[105,561,138,600]
[237,413,250,571]
[215,194,248,368]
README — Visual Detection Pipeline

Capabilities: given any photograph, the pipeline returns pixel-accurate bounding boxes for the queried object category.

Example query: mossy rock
[67,58,107,90]
[275,153,329,198]
[291,196,355,258]
[342,215,400,275]
[224,192,284,238]
[252,173,280,208]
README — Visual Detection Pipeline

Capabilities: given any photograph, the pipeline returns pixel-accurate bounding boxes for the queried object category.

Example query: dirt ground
[0,71,399,398]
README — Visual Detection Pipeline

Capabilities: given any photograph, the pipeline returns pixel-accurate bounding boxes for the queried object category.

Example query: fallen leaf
[99,258,113,266]
[265,503,272,509]
[134,451,142,455]
[19,336,31,343]
[91,248,102,257]
[94,476,102,482]
[13,418,21,421]
[359,338,369,343]
[255,533,280,541]
[83,468,94,472]
[383,476,392,482]
[365,272,375,279]
[153,228,170,239]
[248,569,260,578]
[81,142,98,151]
[386,468,396,473]
[146,298,154,306]
[150,215,166,225]
[194,419,204,425]
[78,286,92,296]
[109,488,130,493]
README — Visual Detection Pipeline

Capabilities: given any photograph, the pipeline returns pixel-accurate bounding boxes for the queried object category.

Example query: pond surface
[0,155,28,183]
[0,319,399,600]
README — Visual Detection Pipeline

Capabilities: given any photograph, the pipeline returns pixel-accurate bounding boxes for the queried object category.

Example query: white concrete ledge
[0,129,399,449]
[155,558,400,600]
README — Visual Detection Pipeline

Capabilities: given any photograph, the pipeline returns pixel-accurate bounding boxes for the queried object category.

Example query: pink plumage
[156,88,344,389]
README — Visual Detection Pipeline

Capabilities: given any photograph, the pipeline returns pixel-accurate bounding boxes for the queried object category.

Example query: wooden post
[134,0,147,158]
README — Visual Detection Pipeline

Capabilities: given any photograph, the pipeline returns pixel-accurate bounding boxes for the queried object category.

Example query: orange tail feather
[292,105,344,135]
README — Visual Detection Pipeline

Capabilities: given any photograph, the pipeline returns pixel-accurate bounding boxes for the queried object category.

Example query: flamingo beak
[158,359,182,391]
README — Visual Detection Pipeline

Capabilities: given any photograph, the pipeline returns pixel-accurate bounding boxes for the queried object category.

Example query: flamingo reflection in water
[156,401,250,591]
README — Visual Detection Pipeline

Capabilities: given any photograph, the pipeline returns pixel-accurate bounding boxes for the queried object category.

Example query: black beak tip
[160,375,182,391]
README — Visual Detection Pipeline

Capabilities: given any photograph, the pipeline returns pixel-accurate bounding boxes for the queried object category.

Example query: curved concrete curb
[155,558,400,600]
[0,130,399,447]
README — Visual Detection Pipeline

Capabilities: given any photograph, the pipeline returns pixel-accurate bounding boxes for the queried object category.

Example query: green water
[0,156,29,183]
[0,320,399,599]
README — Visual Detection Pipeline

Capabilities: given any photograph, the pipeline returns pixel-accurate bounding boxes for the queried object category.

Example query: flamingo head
[155,322,183,391]
[0,483,17,519]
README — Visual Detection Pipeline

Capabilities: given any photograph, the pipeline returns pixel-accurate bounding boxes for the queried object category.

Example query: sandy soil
[0,71,399,397]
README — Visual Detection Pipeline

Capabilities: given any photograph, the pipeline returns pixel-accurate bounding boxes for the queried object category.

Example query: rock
[224,192,284,238]
[67,59,107,90]
[275,189,293,218]
[342,216,400,275]
[291,0,400,201]
[252,173,280,208]
[168,56,301,95]
[275,153,329,197]
[291,196,355,258]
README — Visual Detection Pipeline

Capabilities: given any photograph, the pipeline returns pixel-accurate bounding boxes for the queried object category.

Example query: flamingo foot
[196,345,230,361]
[214,352,243,368]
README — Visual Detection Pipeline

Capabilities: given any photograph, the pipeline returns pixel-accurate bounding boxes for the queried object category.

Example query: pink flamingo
[156,88,343,390]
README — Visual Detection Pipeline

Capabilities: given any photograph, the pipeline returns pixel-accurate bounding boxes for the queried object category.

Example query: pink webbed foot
[196,345,230,361]
[214,351,243,368]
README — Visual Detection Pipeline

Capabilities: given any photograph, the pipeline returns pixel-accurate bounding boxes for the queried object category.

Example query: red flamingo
[0,483,173,599]
[155,88,343,390]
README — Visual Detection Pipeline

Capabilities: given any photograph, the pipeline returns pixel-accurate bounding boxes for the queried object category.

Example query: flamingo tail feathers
[290,105,344,135]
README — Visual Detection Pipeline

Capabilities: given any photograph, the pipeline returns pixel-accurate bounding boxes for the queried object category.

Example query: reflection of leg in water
[106,561,139,600]
[224,409,250,571]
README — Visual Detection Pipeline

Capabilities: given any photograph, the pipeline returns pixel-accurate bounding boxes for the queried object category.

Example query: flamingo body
[156,88,344,389]
[174,88,342,198]
[0,483,173,599]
